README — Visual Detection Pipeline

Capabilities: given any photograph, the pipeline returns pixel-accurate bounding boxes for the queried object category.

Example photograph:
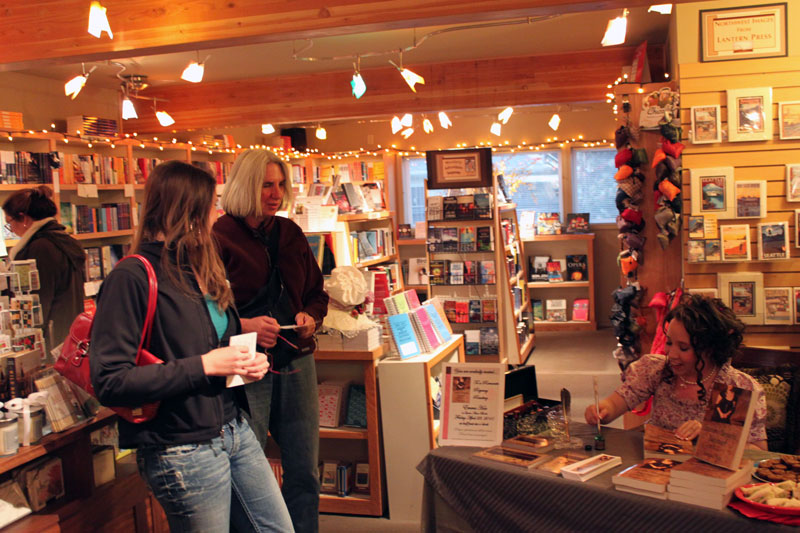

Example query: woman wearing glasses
[213,149,328,533]
[2,185,85,350]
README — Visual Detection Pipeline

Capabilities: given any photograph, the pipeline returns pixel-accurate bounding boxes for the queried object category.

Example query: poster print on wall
[426,148,493,190]
[787,165,800,202]
[690,167,734,218]
[727,87,773,142]
[735,181,767,219]
[779,102,800,140]
[758,222,789,260]
[720,224,752,261]
[794,287,800,325]
[700,3,787,62]
[764,287,793,325]
[795,210,800,249]
[691,105,721,144]
[718,272,764,325]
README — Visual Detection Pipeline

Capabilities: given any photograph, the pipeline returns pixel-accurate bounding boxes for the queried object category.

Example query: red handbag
[54,254,163,424]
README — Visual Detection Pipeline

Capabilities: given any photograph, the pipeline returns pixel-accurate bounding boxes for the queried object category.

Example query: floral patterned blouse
[616,354,767,443]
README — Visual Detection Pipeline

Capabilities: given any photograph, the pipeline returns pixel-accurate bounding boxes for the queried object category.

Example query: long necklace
[677,367,717,387]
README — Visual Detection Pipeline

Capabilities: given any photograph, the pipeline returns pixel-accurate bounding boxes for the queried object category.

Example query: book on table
[643,424,694,461]
[612,458,682,498]
[533,451,588,475]
[560,454,622,482]
[668,457,754,492]
[694,382,756,471]
[502,434,554,454]
[472,446,547,469]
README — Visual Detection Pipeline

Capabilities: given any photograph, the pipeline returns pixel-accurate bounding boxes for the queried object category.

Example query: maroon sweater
[212,214,328,324]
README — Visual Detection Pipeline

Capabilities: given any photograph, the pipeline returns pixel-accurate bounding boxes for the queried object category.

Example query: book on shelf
[444,300,457,323]
[464,329,480,355]
[456,194,474,219]
[472,446,547,469]
[449,261,464,284]
[459,226,476,252]
[387,313,422,359]
[428,196,444,221]
[414,221,427,239]
[407,257,428,285]
[560,454,622,482]
[397,223,413,239]
[535,212,561,235]
[443,196,458,220]
[422,303,451,342]
[474,193,492,218]
[455,301,469,324]
[612,458,681,497]
[468,300,482,323]
[476,226,493,252]
[410,307,442,352]
[330,189,352,214]
[441,228,459,252]
[571,299,589,322]
[643,424,694,461]
[545,261,563,283]
[15,456,65,511]
[342,182,366,213]
[482,299,497,323]
[545,299,567,322]
[360,182,385,210]
[531,299,544,321]
[479,327,499,355]
[463,260,477,284]
[427,227,442,253]
[529,256,550,282]
[565,254,588,282]
[564,212,590,233]
[694,382,756,471]
[479,260,496,284]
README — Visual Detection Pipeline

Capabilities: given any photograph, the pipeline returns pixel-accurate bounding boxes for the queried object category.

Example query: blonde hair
[132,161,233,310]
[221,149,293,217]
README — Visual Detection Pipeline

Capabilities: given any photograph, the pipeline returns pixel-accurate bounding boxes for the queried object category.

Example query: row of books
[61,202,133,234]
[519,212,590,236]
[313,160,385,184]
[529,254,588,282]
[385,294,453,359]
[84,244,128,282]
[443,298,498,324]
[329,182,386,215]
[364,265,400,316]
[531,299,589,322]
[319,460,371,496]
[464,327,499,355]
[58,153,127,185]
[429,259,496,285]
[0,151,58,184]
[427,226,493,253]
[351,228,394,263]
[428,193,492,221]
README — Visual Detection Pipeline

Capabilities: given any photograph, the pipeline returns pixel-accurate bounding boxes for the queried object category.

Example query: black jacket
[90,242,247,448]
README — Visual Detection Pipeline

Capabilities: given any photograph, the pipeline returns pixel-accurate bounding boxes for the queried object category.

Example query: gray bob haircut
[221,149,294,217]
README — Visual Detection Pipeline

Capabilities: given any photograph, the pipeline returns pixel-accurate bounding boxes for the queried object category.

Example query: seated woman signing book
[585,294,767,450]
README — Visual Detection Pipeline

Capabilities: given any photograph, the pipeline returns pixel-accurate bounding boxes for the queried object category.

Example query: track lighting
[423,118,434,133]
[316,126,327,140]
[88,2,113,39]
[400,128,414,139]
[351,57,366,99]
[121,96,138,120]
[648,4,673,15]
[548,114,561,131]
[181,54,210,83]
[490,123,502,136]
[438,112,452,129]
[262,124,275,134]
[400,114,413,127]
[389,53,425,93]
[391,116,402,134]
[64,64,96,100]
[156,111,175,127]
[601,9,628,47]
[498,107,514,124]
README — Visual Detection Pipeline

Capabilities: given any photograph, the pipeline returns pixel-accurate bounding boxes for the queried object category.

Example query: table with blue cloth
[417,423,793,532]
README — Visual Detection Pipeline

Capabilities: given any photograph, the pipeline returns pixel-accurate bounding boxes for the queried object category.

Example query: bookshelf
[523,233,597,331]
[377,334,465,522]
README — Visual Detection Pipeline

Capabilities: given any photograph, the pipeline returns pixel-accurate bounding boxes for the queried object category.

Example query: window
[492,151,561,217]
[402,157,446,226]
[571,148,617,224]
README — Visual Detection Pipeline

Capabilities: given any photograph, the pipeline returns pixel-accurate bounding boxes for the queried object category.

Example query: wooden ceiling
[1,0,686,132]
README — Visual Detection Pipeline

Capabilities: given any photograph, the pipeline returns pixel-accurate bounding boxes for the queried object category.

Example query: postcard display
[425,178,534,365]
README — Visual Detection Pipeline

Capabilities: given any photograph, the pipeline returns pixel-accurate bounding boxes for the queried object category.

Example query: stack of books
[667,458,754,509]
[613,458,681,499]
[385,293,452,359]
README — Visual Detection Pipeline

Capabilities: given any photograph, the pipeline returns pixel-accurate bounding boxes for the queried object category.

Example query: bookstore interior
[0,1,799,531]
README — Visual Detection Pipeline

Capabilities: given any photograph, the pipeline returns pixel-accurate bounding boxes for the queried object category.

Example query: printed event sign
[440,362,505,447]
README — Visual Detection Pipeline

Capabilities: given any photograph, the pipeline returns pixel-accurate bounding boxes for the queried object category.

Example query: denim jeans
[136,417,294,533]
[245,352,320,533]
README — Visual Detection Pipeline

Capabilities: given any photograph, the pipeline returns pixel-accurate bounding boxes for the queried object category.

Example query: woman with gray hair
[213,149,328,533]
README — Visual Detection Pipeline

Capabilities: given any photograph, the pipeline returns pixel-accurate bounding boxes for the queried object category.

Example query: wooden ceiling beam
[124,46,646,132]
[2,1,691,70]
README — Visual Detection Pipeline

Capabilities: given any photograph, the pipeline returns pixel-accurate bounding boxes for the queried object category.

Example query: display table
[417,424,792,532]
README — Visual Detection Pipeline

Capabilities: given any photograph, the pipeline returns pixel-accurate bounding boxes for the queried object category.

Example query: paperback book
[545,261,563,283]
[428,196,444,221]
[694,382,756,471]
[565,254,588,282]
[480,260,496,284]
[473,446,546,469]
[503,435,554,454]
[529,256,549,282]
[612,458,682,498]
[456,195,474,219]
[476,226,493,252]
[449,261,464,285]
[643,424,694,461]
[481,299,497,323]
[443,196,458,220]
[545,299,567,322]
[468,300,482,323]
[536,212,561,235]
[474,193,492,218]
[564,212,590,233]
[464,329,481,355]
[571,299,589,322]
[427,227,442,253]
[531,299,544,321]
[463,261,477,284]
[479,327,499,355]
[442,228,459,253]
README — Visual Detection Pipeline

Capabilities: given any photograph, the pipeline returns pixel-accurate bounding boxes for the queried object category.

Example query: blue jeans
[136,417,294,533]
[245,353,320,533]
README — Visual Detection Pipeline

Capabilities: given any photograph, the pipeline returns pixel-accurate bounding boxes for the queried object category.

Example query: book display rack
[524,233,597,331]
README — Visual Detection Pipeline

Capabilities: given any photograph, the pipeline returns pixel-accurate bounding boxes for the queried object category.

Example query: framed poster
[439,362,505,447]
[687,240,705,263]
[690,167,735,218]
[720,224,752,261]
[426,148,493,190]
[688,287,719,299]
[734,180,767,219]
[691,105,722,144]
[700,3,787,62]
[688,216,705,239]
[727,87,773,142]
[779,101,800,140]
[763,286,793,325]
[757,221,789,260]
[787,164,800,202]
[794,287,800,325]
[705,239,722,261]
[796,210,800,249]
[718,272,764,325]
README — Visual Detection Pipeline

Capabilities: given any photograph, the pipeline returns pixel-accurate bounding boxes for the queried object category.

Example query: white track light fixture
[181,53,210,83]
[548,113,561,131]
[351,57,366,99]
[490,122,502,136]
[648,5,673,15]
[262,123,276,134]
[601,9,628,47]
[389,52,425,93]
[121,96,138,120]
[153,100,175,127]
[65,64,97,99]
[423,118,434,133]
[438,112,452,129]
[88,2,113,39]
[400,113,413,127]
[391,116,402,134]
[400,128,414,139]
[316,126,327,140]
[498,107,514,124]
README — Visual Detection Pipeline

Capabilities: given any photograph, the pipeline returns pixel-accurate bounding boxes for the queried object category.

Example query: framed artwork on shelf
[779,101,800,140]
[795,210,800,249]
[787,164,800,202]
[690,167,735,218]
[705,239,722,261]
[426,148,492,190]
[763,286,793,325]
[687,287,718,299]
[720,224,752,261]
[727,87,773,142]
[699,3,787,62]
[757,221,789,260]
[734,180,767,219]
[690,105,722,144]
[688,216,705,239]
[718,272,764,325]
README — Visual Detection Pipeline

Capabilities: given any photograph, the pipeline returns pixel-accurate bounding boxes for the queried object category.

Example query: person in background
[91,161,293,532]
[586,293,767,450]
[213,149,328,533]
[3,186,85,350]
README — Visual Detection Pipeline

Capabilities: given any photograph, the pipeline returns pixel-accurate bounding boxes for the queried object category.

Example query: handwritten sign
[439,362,505,447]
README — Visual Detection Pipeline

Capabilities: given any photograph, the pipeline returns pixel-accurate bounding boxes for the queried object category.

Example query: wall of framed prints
[677,1,800,348]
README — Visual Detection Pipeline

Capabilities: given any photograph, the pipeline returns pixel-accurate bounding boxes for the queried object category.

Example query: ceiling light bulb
[648,4,673,15]
[262,123,275,134]
[401,114,413,127]
[351,72,366,99]
[88,2,113,39]
[399,68,425,92]
[423,119,434,134]
[121,97,138,120]
[156,111,175,127]
[316,126,327,140]
[601,9,628,47]
[490,122,502,136]
[391,116,402,134]
[181,61,205,83]
[438,112,452,129]
[64,75,88,99]
[548,113,561,131]
[498,107,514,124]
[400,128,414,139]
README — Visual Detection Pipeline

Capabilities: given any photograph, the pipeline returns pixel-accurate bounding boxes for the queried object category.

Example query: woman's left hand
[675,419,702,441]
[295,312,316,338]
[241,352,270,381]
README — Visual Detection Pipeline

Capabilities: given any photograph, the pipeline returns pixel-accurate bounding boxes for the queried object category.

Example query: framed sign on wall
[700,3,787,62]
